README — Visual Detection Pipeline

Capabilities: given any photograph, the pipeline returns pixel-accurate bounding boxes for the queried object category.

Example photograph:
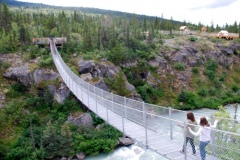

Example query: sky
[18,0,239,27]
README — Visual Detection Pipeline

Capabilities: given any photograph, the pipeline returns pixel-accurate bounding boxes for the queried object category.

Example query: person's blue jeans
[199,141,210,160]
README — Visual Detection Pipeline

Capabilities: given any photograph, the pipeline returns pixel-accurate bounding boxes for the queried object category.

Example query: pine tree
[107,41,122,66]
[42,121,59,157]
[154,16,159,30]
[113,71,130,96]
[0,2,12,33]
[239,22,240,37]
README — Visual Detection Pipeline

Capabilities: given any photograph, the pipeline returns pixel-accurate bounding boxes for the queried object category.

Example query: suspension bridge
[49,38,240,160]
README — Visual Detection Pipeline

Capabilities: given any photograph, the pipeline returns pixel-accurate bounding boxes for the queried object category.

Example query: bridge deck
[52,49,220,160]
[49,39,240,160]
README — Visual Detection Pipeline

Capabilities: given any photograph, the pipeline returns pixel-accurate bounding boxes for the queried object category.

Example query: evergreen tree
[42,121,59,157]
[239,22,240,37]
[82,24,93,52]
[108,41,122,66]
[154,16,159,30]
[113,71,129,96]
[0,2,12,33]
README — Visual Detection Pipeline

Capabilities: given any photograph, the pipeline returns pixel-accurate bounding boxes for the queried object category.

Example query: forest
[0,1,240,159]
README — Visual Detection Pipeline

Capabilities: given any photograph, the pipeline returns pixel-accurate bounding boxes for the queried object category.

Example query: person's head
[187,112,196,122]
[200,117,210,127]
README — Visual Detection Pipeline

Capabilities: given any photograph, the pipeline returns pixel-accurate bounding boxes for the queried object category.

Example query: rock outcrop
[3,62,70,104]
[78,58,139,98]
[68,113,94,129]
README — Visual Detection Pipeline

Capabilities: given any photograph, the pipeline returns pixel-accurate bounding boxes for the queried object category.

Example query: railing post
[76,83,79,99]
[143,101,148,148]
[101,88,104,105]
[122,103,125,134]
[74,81,76,96]
[65,73,67,88]
[72,78,74,95]
[106,100,109,123]
[169,107,173,140]
[87,83,89,107]
[66,73,68,87]
[183,122,187,160]
[124,96,126,118]
[81,82,83,102]
[211,115,216,156]
[94,86,98,114]
[111,92,113,111]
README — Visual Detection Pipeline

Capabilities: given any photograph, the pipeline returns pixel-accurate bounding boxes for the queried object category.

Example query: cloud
[207,0,238,8]
[191,0,238,10]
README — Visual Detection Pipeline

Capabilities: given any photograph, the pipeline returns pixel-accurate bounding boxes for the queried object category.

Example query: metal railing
[50,39,240,160]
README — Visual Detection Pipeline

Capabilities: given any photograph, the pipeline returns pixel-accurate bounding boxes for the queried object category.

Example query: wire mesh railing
[50,39,240,160]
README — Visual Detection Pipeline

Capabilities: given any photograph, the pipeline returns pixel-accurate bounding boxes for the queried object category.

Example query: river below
[85,104,239,160]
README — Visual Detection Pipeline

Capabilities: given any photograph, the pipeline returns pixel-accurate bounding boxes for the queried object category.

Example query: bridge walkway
[50,39,239,160]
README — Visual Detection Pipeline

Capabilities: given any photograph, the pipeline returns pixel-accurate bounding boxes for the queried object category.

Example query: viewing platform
[32,37,67,46]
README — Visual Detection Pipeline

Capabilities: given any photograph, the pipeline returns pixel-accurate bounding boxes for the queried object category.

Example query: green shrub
[205,70,215,80]
[177,90,197,107]
[73,124,121,156]
[137,84,164,103]
[213,79,222,88]
[202,98,221,109]
[188,36,197,42]
[39,57,53,67]
[208,87,216,96]
[5,89,22,98]
[90,112,104,126]
[0,62,11,69]
[198,89,207,97]
[29,45,39,59]
[11,82,27,92]
[205,60,218,72]
[173,62,185,71]
[231,84,239,92]
[210,38,222,43]
[192,67,199,74]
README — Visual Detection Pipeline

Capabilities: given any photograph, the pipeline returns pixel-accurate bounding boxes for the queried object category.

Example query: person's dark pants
[182,137,196,154]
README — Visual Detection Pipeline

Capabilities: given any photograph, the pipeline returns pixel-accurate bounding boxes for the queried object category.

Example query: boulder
[220,46,234,56]
[80,73,93,82]
[78,60,95,74]
[185,46,198,54]
[54,83,70,104]
[118,137,134,146]
[69,113,94,129]
[93,77,110,92]
[33,69,59,87]
[97,59,120,78]
[3,66,32,86]
[76,152,86,160]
